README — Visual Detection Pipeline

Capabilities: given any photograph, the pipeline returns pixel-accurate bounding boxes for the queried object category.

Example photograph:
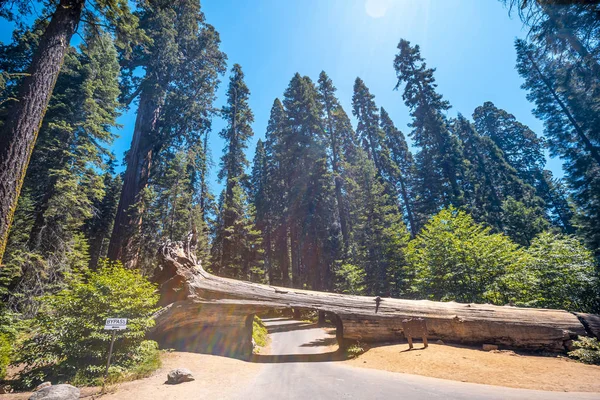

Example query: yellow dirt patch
[345,343,600,392]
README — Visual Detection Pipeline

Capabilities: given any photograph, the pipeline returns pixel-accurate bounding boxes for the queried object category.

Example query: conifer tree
[515,38,600,254]
[345,149,409,296]
[317,71,358,251]
[393,39,466,227]
[212,64,261,278]
[453,114,542,232]
[0,27,121,314]
[352,78,386,174]
[262,99,290,286]
[380,107,416,236]
[108,0,226,267]
[276,74,338,289]
[472,101,546,187]
[0,0,140,265]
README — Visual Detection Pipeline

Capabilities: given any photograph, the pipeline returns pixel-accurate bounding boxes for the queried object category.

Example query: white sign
[104,318,128,330]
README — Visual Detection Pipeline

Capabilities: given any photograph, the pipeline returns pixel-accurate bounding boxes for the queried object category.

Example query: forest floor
[344,341,600,392]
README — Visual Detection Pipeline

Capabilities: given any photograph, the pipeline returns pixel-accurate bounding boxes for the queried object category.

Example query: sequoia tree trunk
[0,0,85,265]
[107,88,163,268]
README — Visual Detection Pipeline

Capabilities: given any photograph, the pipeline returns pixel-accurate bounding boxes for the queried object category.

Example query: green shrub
[15,262,159,387]
[0,333,11,380]
[568,336,600,365]
[520,233,599,312]
[252,316,268,352]
[346,342,365,359]
[406,207,527,304]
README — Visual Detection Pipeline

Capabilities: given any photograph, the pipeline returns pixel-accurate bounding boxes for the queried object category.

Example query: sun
[365,0,392,18]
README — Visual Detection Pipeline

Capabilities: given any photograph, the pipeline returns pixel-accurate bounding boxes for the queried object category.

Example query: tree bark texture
[107,88,163,268]
[0,0,85,265]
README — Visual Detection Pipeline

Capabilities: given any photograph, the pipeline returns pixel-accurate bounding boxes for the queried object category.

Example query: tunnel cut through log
[149,237,598,359]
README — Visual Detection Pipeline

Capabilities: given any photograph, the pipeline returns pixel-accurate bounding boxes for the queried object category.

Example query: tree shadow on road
[299,337,338,347]
[250,348,347,363]
[263,321,321,333]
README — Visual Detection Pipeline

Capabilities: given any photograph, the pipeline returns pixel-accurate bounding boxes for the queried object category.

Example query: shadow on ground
[251,349,347,363]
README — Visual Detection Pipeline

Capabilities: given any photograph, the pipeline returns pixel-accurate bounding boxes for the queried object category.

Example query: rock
[482,344,499,351]
[0,384,12,394]
[167,368,195,384]
[34,382,52,392]
[436,339,445,345]
[29,384,80,400]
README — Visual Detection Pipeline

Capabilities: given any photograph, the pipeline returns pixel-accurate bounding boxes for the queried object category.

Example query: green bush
[252,316,268,352]
[406,207,527,304]
[568,336,600,365]
[346,342,365,359]
[0,333,11,380]
[520,232,599,312]
[15,262,159,387]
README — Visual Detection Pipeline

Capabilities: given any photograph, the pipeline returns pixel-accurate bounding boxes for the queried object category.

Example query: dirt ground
[344,341,600,392]
[0,351,262,400]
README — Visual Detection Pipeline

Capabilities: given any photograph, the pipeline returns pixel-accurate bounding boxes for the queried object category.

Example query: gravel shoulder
[344,342,600,392]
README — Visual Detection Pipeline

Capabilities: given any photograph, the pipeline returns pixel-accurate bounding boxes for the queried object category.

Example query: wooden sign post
[104,318,127,378]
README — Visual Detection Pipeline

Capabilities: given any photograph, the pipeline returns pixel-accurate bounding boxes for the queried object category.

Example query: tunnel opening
[251,308,345,362]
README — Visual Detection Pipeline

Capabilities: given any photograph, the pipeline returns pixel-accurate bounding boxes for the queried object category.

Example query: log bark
[0,0,85,265]
[151,238,593,358]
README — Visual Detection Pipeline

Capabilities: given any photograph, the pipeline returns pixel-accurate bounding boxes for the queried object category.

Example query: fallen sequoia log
[149,238,598,358]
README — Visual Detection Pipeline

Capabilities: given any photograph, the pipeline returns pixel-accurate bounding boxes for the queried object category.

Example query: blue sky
[1,0,563,191]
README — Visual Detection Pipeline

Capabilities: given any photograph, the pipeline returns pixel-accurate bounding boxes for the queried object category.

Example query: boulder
[34,382,52,392]
[166,368,195,384]
[482,344,499,351]
[29,384,80,400]
[436,339,445,345]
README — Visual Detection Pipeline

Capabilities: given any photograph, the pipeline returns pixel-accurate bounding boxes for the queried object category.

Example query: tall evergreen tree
[274,74,338,289]
[472,101,546,187]
[344,149,410,297]
[394,39,466,227]
[108,0,226,268]
[0,0,140,265]
[0,27,121,314]
[380,107,417,236]
[352,78,386,174]
[317,71,358,251]
[212,64,261,278]
[453,114,542,232]
[261,99,290,286]
[515,38,600,254]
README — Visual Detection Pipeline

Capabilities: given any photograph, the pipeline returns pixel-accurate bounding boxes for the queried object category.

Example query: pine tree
[0,0,140,265]
[380,107,416,236]
[212,64,261,278]
[352,78,386,174]
[537,170,576,234]
[344,149,409,297]
[394,39,466,227]
[1,27,121,315]
[453,114,542,232]
[108,0,226,268]
[515,38,600,254]
[275,74,339,289]
[317,71,358,251]
[472,101,546,187]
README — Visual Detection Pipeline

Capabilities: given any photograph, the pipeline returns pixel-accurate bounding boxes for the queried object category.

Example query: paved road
[240,318,599,400]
